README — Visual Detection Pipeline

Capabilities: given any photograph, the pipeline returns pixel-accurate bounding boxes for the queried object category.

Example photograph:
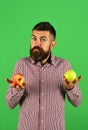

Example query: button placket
[39,67,46,130]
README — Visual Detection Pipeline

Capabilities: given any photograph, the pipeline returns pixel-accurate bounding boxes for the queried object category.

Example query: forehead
[32,30,50,37]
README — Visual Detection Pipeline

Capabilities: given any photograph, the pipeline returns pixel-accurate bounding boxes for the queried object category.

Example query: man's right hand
[6,73,26,89]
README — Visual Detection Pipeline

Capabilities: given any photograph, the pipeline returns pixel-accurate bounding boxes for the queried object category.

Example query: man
[6,22,82,130]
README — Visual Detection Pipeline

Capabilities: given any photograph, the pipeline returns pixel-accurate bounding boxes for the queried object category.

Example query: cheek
[30,42,34,49]
[42,47,49,52]
[43,44,51,51]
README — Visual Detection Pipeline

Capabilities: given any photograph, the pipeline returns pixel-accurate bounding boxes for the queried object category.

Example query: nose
[34,39,41,46]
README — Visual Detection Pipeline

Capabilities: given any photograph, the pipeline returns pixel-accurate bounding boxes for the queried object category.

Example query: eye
[40,38,47,42]
[32,37,37,41]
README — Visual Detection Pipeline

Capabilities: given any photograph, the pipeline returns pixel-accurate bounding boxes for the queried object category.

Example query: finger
[21,85,26,89]
[25,81,29,84]
[63,78,69,84]
[63,76,68,82]
[6,78,12,84]
[63,76,65,81]
[16,85,25,89]
[16,85,20,89]
[73,75,82,84]
[77,75,82,81]
[75,75,82,82]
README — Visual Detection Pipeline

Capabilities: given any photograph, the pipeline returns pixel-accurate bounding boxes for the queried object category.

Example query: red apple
[12,73,25,86]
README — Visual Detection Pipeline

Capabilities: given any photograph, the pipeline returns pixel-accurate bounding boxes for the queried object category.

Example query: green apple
[64,70,77,82]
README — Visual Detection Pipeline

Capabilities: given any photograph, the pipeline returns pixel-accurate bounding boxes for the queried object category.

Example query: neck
[41,52,51,65]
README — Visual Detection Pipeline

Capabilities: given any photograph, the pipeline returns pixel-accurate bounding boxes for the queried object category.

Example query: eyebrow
[32,35,47,39]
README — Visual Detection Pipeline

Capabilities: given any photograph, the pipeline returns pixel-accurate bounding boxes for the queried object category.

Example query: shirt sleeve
[6,60,25,109]
[6,87,25,109]
[65,85,82,107]
[61,59,82,107]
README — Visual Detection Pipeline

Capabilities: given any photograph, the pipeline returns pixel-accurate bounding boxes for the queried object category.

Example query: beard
[30,46,50,63]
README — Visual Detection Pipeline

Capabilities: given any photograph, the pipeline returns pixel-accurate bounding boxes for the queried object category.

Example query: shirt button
[41,120,43,123]
[42,68,44,70]
[41,80,44,82]
[42,107,44,109]
[42,93,44,96]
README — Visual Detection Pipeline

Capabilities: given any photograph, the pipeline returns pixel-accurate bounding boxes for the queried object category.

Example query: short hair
[32,22,56,40]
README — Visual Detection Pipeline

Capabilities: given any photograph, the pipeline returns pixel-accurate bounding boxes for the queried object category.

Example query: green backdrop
[0,0,88,130]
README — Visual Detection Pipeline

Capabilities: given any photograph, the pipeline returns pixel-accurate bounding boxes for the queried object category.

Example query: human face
[30,30,56,63]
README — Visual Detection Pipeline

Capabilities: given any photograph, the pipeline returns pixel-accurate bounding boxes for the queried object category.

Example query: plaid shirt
[6,54,82,130]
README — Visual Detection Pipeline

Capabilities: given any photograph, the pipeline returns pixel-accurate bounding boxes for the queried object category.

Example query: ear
[50,41,56,50]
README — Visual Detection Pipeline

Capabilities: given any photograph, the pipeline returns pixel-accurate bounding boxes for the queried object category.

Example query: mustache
[31,46,42,51]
